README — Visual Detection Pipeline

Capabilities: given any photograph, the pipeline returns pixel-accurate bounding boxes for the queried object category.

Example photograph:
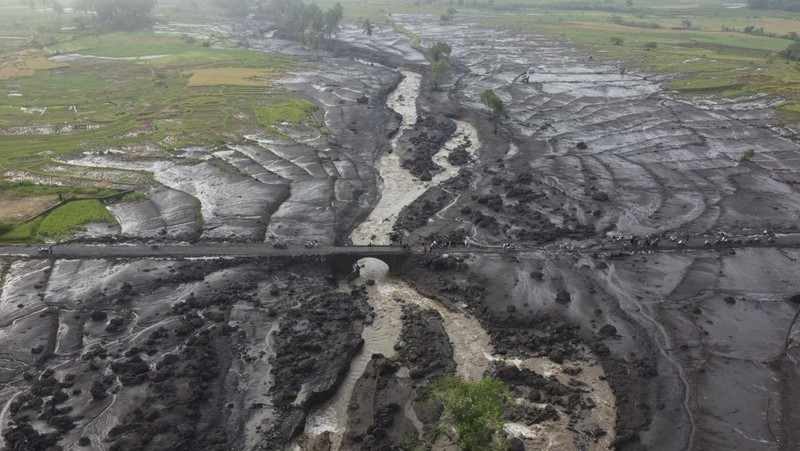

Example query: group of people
[601,229,777,250]
[603,234,663,248]
[419,237,475,254]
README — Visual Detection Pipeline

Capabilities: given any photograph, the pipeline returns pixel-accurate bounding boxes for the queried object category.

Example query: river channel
[299,67,615,450]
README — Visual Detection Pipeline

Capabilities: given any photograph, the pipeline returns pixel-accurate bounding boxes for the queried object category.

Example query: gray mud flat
[0,257,370,451]
[386,13,800,451]
[3,12,800,451]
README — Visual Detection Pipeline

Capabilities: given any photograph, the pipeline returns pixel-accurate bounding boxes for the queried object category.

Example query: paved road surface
[1,234,799,260]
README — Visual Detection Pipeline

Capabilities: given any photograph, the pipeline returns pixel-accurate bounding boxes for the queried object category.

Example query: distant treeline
[74,0,157,31]
[747,0,800,12]
[268,0,344,48]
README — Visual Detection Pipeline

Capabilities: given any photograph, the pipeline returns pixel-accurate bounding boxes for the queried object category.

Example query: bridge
[0,244,426,274]
[1,234,798,274]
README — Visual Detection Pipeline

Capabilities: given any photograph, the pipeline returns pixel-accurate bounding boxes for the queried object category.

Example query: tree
[431,376,512,451]
[480,88,504,133]
[681,18,693,29]
[740,148,756,163]
[429,40,452,62]
[783,41,800,61]
[362,18,373,37]
[324,3,344,44]
[430,60,448,89]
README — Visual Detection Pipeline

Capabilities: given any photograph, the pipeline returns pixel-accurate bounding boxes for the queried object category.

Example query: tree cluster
[270,0,343,48]
[74,0,157,31]
[429,40,452,89]
[746,0,800,12]
[781,41,800,61]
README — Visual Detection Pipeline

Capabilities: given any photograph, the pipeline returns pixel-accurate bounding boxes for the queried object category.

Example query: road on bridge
[0,234,799,260]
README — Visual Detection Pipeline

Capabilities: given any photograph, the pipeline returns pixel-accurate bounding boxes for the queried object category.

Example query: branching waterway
[299,68,615,450]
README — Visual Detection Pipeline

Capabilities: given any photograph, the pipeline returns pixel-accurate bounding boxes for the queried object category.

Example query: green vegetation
[784,42,800,61]
[1,217,45,243]
[431,376,512,451]
[428,40,452,89]
[430,60,449,89]
[1,200,117,243]
[255,97,318,127]
[480,88,504,133]
[0,28,311,172]
[270,0,344,48]
[120,191,148,203]
[362,18,374,37]
[740,148,756,162]
[610,36,624,46]
[429,40,452,62]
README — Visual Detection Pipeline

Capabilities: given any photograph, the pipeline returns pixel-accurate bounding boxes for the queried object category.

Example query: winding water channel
[300,68,615,450]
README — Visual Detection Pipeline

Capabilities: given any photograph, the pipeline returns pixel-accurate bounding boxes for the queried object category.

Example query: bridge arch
[329,250,412,275]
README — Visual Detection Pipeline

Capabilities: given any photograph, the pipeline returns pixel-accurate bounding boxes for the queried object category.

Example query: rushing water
[301,67,615,450]
[350,71,480,245]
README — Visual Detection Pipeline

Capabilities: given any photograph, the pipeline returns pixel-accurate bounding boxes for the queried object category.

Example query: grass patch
[36,199,116,241]
[255,97,318,128]
[119,191,148,203]
[1,217,44,243]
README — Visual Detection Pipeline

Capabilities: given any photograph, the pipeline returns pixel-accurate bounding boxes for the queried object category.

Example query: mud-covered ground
[2,12,800,451]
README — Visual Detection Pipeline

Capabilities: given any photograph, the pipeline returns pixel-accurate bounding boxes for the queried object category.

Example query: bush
[644,41,657,50]
[740,148,756,163]
[36,200,117,241]
[120,191,148,203]
[431,376,512,451]
[610,36,624,45]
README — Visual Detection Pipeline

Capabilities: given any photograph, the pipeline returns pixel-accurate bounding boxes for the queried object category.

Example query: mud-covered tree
[480,88,504,133]
[430,59,448,89]
[362,18,374,37]
[324,3,344,44]
[740,148,756,163]
[431,376,512,451]
[430,40,452,62]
